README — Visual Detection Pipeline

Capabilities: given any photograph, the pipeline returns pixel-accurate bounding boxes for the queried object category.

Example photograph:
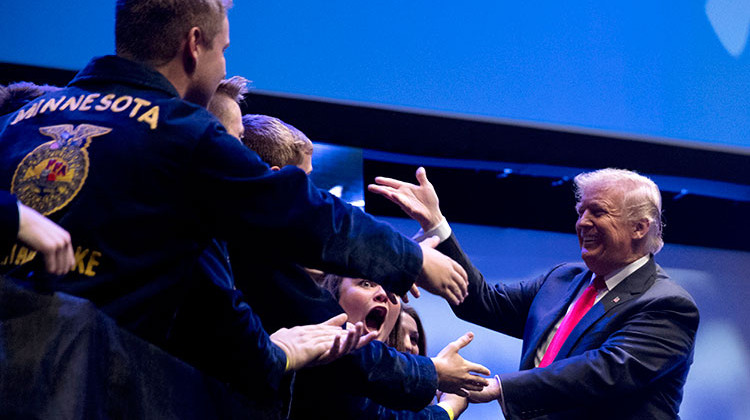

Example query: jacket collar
[599,255,656,311]
[69,55,181,98]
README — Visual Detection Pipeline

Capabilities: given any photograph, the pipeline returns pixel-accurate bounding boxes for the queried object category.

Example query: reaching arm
[367,167,468,304]
[437,392,470,420]
[418,236,468,305]
[368,166,444,232]
[431,332,491,395]
[195,134,424,296]
[1,191,74,275]
[270,313,376,371]
[16,202,75,275]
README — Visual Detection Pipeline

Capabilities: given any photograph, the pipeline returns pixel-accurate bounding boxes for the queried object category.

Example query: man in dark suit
[369,167,699,419]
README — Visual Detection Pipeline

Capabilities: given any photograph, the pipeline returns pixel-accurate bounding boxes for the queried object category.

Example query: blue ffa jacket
[0,192,19,254]
[0,55,423,395]
[440,234,699,420]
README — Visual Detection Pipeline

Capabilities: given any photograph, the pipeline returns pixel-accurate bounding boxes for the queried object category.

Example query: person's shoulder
[534,262,588,288]
[157,98,228,140]
[549,261,588,276]
[649,263,698,306]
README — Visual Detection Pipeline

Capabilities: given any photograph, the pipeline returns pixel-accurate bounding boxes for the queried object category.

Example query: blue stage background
[3,1,748,153]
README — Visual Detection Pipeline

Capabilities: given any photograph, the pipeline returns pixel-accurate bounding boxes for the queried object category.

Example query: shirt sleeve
[166,275,288,398]
[300,340,439,412]
[412,217,452,244]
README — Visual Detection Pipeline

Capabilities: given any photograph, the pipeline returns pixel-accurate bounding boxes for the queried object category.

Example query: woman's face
[399,311,421,355]
[338,278,401,342]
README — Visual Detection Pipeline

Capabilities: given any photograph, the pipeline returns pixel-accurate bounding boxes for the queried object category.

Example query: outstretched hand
[466,375,502,404]
[17,202,75,275]
[270,313,375,371]
[432,332,491,396]
[417,236,468,305]
[368,167,443,231]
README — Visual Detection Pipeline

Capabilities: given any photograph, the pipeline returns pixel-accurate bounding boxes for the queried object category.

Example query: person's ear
[183,26,202,74]
[632,218,650,240]
[270,165,281,171]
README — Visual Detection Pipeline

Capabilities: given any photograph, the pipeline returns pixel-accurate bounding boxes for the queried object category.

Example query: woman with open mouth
[321,275,402,343]
[314,273,474,420]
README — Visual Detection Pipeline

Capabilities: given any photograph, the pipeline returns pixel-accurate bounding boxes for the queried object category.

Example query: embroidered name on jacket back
[10,93,160,130]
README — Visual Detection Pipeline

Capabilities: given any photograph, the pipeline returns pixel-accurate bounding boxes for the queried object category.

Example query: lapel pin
[612,296,620,303]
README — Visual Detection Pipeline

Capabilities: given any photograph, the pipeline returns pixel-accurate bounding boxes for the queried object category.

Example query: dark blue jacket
[0,192,18,254]
[0,55,423,402]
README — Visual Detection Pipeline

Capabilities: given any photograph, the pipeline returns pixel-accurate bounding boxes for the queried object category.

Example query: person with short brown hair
[207,76,248,139]
[241,114,314,173]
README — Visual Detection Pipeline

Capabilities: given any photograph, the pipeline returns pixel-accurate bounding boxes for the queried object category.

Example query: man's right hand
[417,236,468,305]
[368,167,443,232]
[466,375,502,404]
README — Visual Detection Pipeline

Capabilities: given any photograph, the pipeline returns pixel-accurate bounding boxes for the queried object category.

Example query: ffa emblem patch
[11,124,111,215]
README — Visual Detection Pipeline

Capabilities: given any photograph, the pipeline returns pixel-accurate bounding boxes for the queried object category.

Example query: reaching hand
[270,313,373,371]
[432,332,491,396]
[345,321,378,351]
[17,202,74,275]
[368,167,443,231]
[417,236,468,305]
[466,375,502,404]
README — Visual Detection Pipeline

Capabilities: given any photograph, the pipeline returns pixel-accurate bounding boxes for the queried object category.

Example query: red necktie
[539,276,605,368]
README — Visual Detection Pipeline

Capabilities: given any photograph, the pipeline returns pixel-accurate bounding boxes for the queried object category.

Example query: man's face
[187,16,230,107]
[575,187,639,276]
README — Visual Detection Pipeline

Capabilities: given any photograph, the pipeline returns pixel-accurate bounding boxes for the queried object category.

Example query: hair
[388,305,427,356]
[214,76,249,104]
[207,76,248,122]
[319,273,344,301]
[574,168,664,254]
[115,0,233,65]
[241,114,313,168]
[0,82,62,115]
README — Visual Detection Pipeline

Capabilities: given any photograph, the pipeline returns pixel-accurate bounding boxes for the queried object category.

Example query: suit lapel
[521,270,592,369]
[554,257,657,360]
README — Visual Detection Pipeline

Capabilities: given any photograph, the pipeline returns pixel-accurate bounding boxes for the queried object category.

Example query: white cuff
[412,218,451,243]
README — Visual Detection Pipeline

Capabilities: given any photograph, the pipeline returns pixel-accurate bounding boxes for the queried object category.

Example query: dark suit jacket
[439,234,699,420]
